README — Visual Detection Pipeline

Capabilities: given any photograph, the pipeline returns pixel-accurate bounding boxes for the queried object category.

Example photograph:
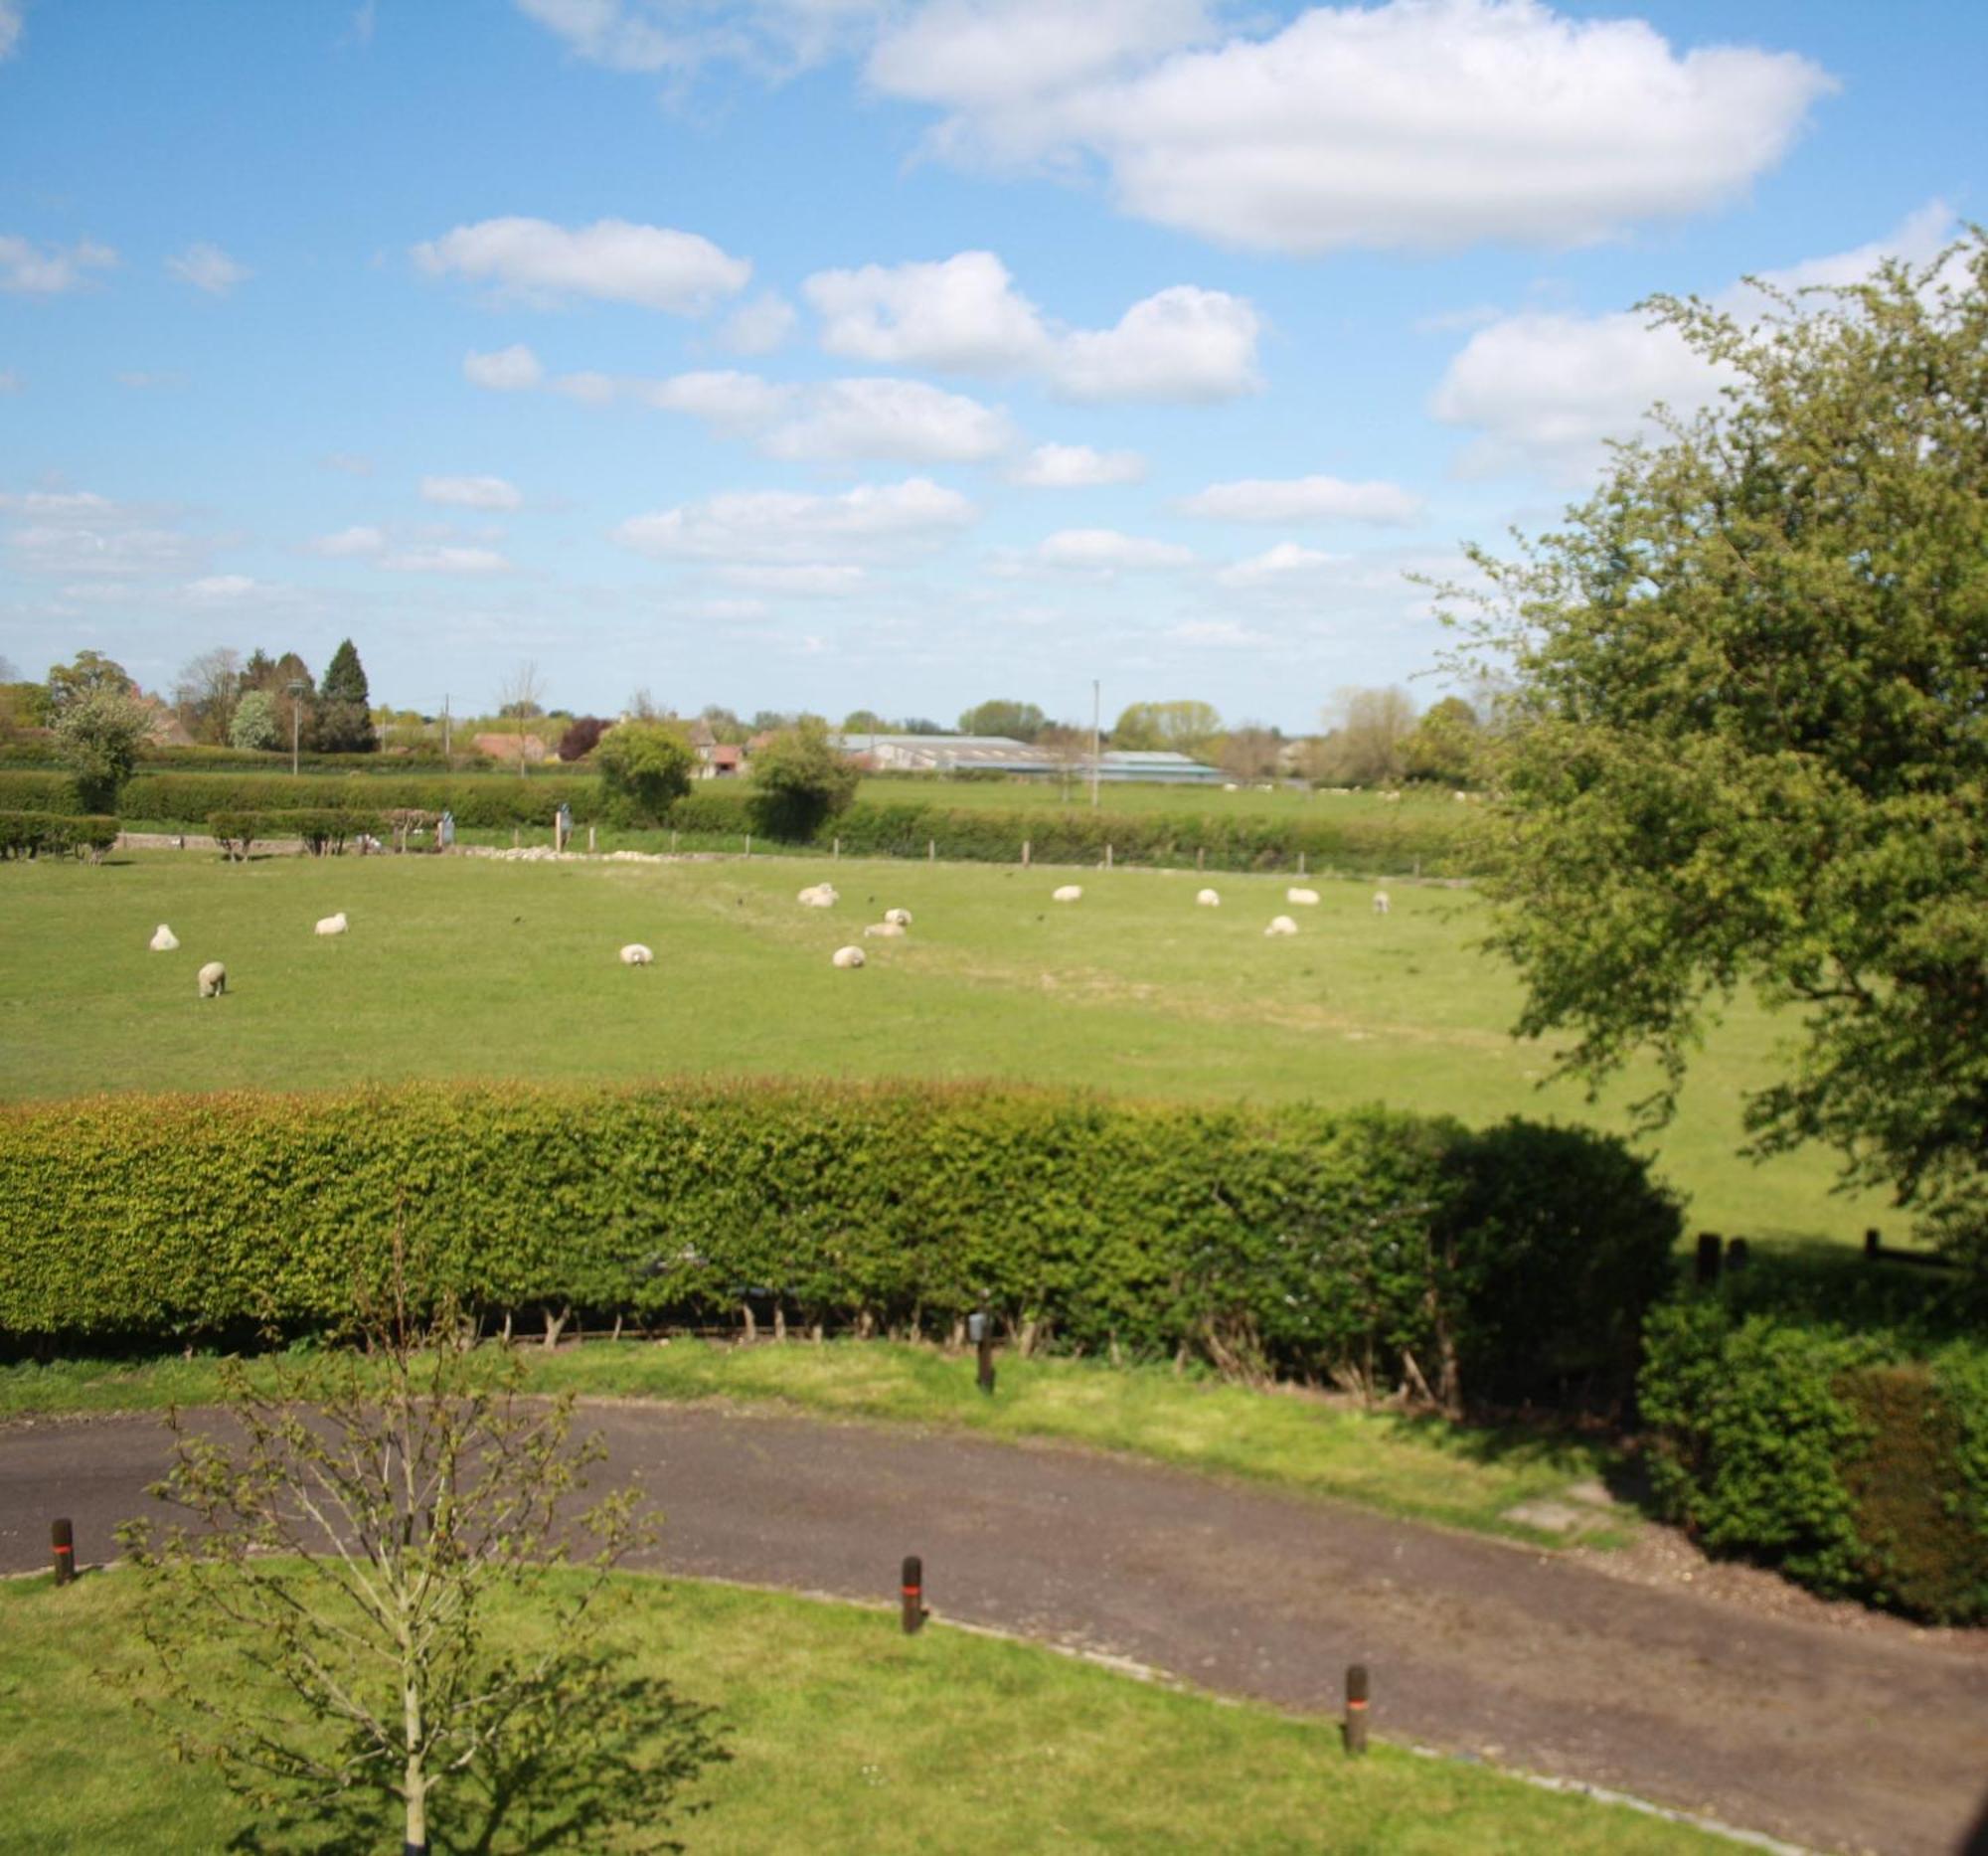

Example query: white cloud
[0,488,208,580]
[1180,475,1423,526]
[413,216,750,313]
[517,0,879,79]
[166,242,250,295]
[464,343,545,391]
[488,355,1017,464]
[1038,528,1194,571]
[115,370,183,390]
[1009,442,1146,487]
[721,291,798,354]
[803,250,1259,401]
[1168,617,1272,648]
[421,474,524,510]
[614,477,976,564]
[0,3,22,61]
[1217,542,1344,586]
[760,377,1016,462]
[1050,285,1257,401]
[721,563,869,597]
[869,0,1832,255]
[307,525,388,558]
[0,235,116,295]
[808,249,1050,373]
[379,545,513,575]
[322,452,375,476]
[180,574,263,601]
[1428,203,1963,482]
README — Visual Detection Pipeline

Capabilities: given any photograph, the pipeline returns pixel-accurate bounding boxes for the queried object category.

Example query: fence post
[52,1517,75,1587]
[1694,1233,1723,1285]
[1343,1665,1369,1756]
[587,825,596,852]
[1865,1227,1882,1259]
[928,838,935,863]
[834,837,841,860]
[1196,846,1204,872]
[745,834,752,858]
[1022,839,1031,867]
[901,1555,925,1634]
[512,827,520,849]
[1105,843,1114,870]
[1299,851,1307,876]
[1726,1236,1750,1272]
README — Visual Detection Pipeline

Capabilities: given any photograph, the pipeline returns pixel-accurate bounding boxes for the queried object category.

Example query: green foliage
[748,718,860,839]
[1405,697,1481,787]
[956,698,1047,742]
[227,689,282,752]
[0,1083,1677,1419]
[1453,235,1988,1262]
[0,770,83,812]
[1112,700,1223,758]
[107,771,603,829]
[1638,1299,1988,1620]
[45,649,134,715]
[0,811,119,860]
[53,688,151,810]
[312,639,376,753]
[0,680,54,730]
[594,721,696,826]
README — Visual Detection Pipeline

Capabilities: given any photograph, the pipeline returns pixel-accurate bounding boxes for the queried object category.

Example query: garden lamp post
[288,679,306,776]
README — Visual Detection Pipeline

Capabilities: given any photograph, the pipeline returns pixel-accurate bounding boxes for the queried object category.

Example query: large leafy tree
[595,719,696,824]
[957,697,1046,742]
[749,717,859,839]
[314,637,377,753]
[54,688,152,809]
[1449,235,1988,1258]
[1110,700,1224,759]
[46,648,135,716]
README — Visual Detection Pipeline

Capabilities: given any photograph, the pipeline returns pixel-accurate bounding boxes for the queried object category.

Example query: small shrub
[0,810,119,860]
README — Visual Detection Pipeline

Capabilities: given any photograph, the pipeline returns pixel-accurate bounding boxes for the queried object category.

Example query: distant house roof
[474,731,548,762]
[709,744,744,767]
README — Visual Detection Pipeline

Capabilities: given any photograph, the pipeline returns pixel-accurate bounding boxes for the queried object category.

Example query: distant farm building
[828,734,1222,785]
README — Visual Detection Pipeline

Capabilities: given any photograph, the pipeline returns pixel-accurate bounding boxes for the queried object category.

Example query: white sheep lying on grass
[1195,889,1220,908]
[1052,885,1082,904]
[198,961,227,997]
[863,921,906,938]
[1264,916,1298,937]
[797,883,839,908]
[149,925,178,951]
[1372,891,1391,916]
[884,907,912,928]
[831,945,866,968]
[620,943,653,966]
[1286,887,1320,906]
[315,912,348,937]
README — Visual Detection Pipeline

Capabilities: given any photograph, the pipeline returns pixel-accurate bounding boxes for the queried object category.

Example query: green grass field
[0,848,1883,1246]
[0,1570,1726,1853]
[0,1340,1627,1546]
[852,774,1414,819]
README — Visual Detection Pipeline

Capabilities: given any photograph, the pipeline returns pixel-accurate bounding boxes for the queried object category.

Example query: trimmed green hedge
[0,810,119,859]
[1639,1299,1988,1622]
[0,1084,1675,1414]
[3,765,1478,874]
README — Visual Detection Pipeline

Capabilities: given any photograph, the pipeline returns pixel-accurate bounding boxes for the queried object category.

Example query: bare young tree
[118,1262,723,1853]
[496,661,547,776]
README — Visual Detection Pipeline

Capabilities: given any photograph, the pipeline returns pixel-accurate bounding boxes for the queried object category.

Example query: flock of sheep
[160,875,1394,996]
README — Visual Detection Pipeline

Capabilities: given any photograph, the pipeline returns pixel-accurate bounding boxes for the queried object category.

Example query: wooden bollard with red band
[901,1554,925,1635]
[52,1517,76,1587]
[1344,1663,1370,1756]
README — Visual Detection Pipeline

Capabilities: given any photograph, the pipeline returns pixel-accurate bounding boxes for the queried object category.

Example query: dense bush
[0,810,119,859]
[1639,1298,1988,1622]
[0,770,83,812]
[0,1084,1675,1416]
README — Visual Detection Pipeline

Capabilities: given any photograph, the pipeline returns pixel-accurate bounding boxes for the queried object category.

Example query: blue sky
[1,0,1980,731]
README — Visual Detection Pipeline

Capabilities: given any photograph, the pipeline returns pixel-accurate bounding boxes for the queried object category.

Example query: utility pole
[288,678,305,776]
[1089,678,1101,809]
[442,693,450,759]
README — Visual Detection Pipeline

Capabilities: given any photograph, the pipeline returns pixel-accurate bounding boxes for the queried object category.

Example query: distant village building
[473,731,549,764]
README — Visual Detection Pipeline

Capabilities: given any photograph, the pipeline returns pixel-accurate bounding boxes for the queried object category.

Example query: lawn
[0,1339,1627,1546]
[0,1569,1727,1853]
[0,848,1884,1246]
[852,774,1413,819]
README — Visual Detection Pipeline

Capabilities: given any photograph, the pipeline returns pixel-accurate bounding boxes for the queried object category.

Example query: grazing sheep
[1052,885,1082,904]
[619,943,653,966]
[1195,889,1221,908]
[1286,887,1320,906]
[314,912,348,937]
[831,945,866,969]
[149,925,178,952]
[197,960,227,997]
[883,907,912,928]
[797,883,839,908]
[1372,891,1391,916]
[1264,916,1298,937]
[863,921,906,938]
